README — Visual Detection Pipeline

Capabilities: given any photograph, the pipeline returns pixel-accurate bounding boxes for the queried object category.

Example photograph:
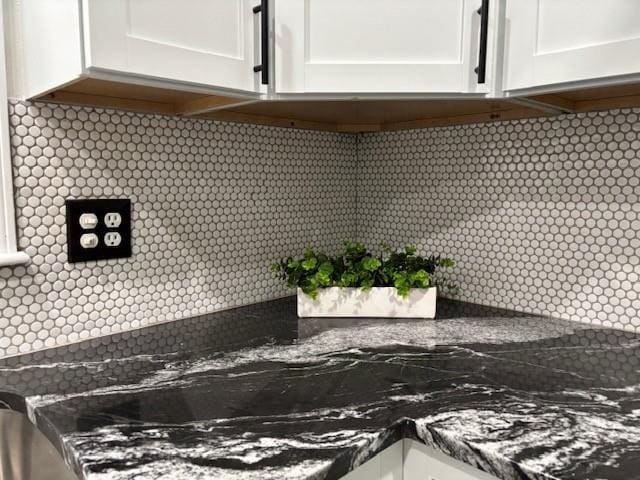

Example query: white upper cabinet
[503,0,640,93]
[83,0,266,94]
[10,0,268,100]
[16,0,640,112]
[275,0,491,94]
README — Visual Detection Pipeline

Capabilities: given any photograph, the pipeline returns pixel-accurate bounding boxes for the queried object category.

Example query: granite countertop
[1,296,639,480]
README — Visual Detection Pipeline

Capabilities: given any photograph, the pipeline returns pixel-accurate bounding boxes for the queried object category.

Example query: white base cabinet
[341,439,499,480]
[340,440,403,480]
[403,440,500,480]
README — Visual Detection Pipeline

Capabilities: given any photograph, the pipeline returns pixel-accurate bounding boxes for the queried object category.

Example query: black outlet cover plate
[66,199,132,263]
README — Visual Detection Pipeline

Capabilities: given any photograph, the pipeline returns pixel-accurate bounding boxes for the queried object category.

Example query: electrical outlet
[104,212,122,228]
[66,199,131,262]
[104,232,122,247]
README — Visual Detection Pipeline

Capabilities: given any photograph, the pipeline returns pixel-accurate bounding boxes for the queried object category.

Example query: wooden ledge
[34,77,640,133]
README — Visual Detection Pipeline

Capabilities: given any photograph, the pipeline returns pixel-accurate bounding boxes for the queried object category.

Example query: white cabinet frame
[0,4,28,267]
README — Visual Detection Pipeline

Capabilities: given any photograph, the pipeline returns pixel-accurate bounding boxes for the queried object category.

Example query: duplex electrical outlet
[104,232,122,247]
[104,212,122,228]
[66,199,131,263]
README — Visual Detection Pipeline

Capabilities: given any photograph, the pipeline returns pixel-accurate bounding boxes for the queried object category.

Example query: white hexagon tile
[0,101,357,358]
[358,108,640,332]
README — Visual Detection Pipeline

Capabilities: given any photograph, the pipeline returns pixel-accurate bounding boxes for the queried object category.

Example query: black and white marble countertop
[1,297,639,480]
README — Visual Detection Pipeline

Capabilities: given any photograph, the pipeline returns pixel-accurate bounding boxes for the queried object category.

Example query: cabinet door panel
[403,440,500,480]
[83,0,264,94]
[128,0,242,56]
[276,0,484,94]
[504,0,640,92]
[307,0,463,63]
[340,441,402,480]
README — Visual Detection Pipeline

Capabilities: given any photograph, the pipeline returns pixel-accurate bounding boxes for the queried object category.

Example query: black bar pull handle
[475,0,489,84]
[253,0,269,85]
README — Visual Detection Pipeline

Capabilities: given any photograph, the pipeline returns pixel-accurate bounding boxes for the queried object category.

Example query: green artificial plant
[272,241,458,299]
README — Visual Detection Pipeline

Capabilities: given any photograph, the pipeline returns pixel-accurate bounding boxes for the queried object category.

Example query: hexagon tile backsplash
[1,101,640,359]
[0,101,357,358]
[358,108,640,331]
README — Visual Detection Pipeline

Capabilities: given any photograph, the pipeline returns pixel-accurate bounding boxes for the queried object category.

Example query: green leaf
[405,245,417,255]
[381,242,393,254]
[314,270,332,286]
[439,257,455,268]
[318,261,334,275]
[301,257,318,270]
[391,272,408,297]
[286,259,299,269]
[301,283,318,299]
[393,272,408,287]
[360,256,382,272]
[360,275,374,291]
[339,271,358,287]
[410,269,430,288]
[344,241,366,256]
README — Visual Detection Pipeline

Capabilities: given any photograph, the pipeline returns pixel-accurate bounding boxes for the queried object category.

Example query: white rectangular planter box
[297,287,437,318]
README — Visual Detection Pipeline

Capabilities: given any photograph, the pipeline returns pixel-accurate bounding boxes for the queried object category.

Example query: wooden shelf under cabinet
[36,78,253,117]
[197,100,543,133]
[529,83,640,115]
[34,78,640,133]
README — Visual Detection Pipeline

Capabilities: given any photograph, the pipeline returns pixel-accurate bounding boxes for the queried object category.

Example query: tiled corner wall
[0,101,357,358]
[2,101,640,359]
[357,108,640,331]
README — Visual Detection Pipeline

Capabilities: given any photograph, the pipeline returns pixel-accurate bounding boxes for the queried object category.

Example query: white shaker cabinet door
[82,0,266,94]
[275,0,487,94]
[504,0,640,93]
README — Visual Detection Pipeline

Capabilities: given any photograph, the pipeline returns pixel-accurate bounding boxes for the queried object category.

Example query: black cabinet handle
[253,0,269,85]
[475,0,489,84]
